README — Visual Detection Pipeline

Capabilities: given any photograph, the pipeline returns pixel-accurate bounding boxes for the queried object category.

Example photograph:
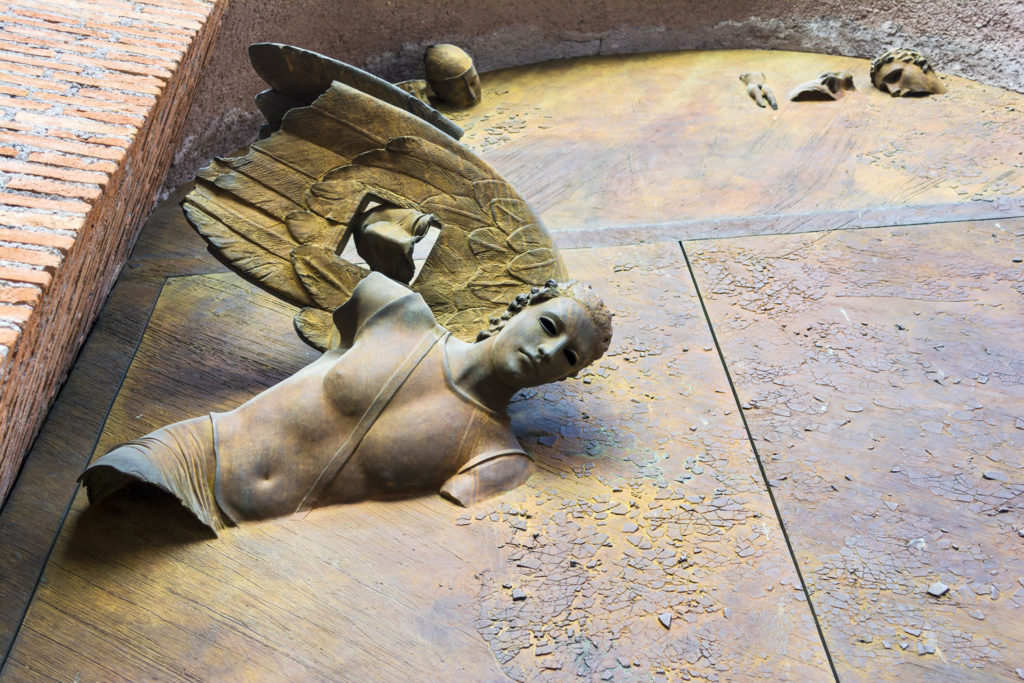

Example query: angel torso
[212,275,529,523]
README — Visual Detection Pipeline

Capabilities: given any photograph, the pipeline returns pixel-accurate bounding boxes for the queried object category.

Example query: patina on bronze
[80,273,611,532]
[394,78,432,104]
[789,70,856,101]
[739,72,778,110]
[870,47,946,96]
[351,204,440,284]
[183,47,565,350]
[79,47,612,532]
[425,43,481,108]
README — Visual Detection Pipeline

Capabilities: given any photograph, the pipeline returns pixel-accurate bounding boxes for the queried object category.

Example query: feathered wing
[247,42,463,141]
[182,78,566,349]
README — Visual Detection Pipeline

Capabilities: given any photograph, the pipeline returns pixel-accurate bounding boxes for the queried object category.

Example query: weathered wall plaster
[166,0,1024,192]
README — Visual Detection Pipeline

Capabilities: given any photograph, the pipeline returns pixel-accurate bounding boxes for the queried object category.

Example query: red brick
[112,33,188,52]
[79,49,181,73]
[0,227,77,251]
[137,1,209,19]
[15,111,135,137]
[0,51,84,74]
[79,38,181,61]
[0,40,55,59]
[134,0,212,10]
[0,326,21,348]
[53,73,164,96]
[0,120,36,133]
[71,55,174,79]
[9,6,85,24]
[0,244,63,268]
[0,264,53,288]
[24,152,118,174]
[0,209,84,231]
[62,108,145,127]
[0,85,30,97]
[83,20,192,43]
[0,191,91,214]
[19,1,201,38]
[4,17,103,39]
[0,32,94,55]
[0,130,127,160]
[75,88,155,107]
[0,62,47,78]
[6,176,101,201]
[51,0,141,16]
[0,97,51,111]
[0,284,41,306]
[135,9,204,31]
[50,131,132,149]
[0,158,109,184]
[0,304,33,324]
[33,92,150,116]
[0,71,71,93]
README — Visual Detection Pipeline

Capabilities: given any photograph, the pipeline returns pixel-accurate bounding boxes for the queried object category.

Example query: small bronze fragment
[425,44,481,108]
[789,71,856,101]
[739,72,778,110]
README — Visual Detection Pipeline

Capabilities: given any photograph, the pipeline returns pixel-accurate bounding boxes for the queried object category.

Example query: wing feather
[251,131,349,179]
[222,148,319,207]
[248,43,463,140]
[183,203,311,307]
[184,75,567,347]
[186,185,298,259]
[210,164,304,221]
[294,308,339,350]
[291,246,369,310]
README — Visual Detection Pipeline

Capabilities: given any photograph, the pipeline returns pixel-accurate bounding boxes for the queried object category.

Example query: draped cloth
[81,416,227,531]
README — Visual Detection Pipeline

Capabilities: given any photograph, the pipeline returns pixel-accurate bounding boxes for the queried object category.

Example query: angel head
[870,48,946,97]
[476,280,612,388]
[424,44,481,108]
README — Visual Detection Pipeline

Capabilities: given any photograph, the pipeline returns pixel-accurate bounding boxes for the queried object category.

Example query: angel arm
[439,451,534,507]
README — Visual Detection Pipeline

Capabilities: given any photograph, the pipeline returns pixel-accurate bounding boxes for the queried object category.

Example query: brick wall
[0,0,226,502]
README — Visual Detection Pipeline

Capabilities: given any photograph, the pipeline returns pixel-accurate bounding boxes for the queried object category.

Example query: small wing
[183,62,565,348]
[248,43,463,140]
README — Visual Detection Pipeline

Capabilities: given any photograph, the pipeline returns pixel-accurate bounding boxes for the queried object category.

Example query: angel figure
[80,45,613,533]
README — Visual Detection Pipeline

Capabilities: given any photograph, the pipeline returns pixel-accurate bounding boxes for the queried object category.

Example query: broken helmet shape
[789,71,856,101]
[424,44,481,108]
[870,48,946,97]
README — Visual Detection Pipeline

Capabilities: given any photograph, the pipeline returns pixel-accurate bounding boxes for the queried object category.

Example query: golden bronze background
[2,49,1024,679]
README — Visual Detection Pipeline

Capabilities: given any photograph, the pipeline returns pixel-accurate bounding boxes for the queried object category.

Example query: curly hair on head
[476,279,614,366]
[870,47,936,87]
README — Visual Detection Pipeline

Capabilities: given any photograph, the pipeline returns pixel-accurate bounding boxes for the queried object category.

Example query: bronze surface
[688,219,1024,680]
[3,49,1024,678]
[4,243,828,680]
[444,50,1024,234]
[184,75,567,347]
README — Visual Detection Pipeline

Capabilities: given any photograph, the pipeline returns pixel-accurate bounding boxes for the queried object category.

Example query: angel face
[870,48,946,97]
[431,68,481,108]
[490,297,601,389]
[424,43,481,108]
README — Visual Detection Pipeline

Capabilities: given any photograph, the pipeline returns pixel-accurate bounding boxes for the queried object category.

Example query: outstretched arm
[440,453,534,507]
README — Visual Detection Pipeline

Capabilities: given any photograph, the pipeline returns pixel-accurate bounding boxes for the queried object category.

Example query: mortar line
[679,240,840,681]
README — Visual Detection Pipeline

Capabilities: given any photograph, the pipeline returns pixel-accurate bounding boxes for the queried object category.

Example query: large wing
[182,72,566,349]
